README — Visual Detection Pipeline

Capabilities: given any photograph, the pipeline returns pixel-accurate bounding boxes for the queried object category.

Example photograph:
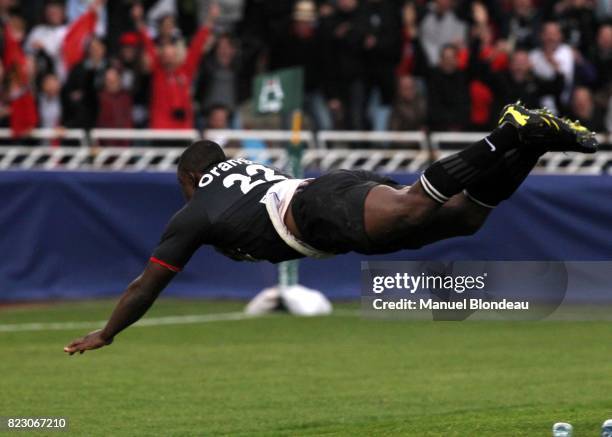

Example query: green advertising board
[253,67,304,115]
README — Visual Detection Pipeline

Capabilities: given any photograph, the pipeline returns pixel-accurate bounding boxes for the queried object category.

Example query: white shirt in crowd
[38,94,62,129]
[419,10,467,67]
[529,44,575,111]
[25,25,68,79]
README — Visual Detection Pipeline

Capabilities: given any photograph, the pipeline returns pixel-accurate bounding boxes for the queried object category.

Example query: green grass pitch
[1,299,610,436]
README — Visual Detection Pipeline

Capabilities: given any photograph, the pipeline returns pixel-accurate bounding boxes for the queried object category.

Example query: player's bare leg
[363,103,598,252]
[364,185,490,250]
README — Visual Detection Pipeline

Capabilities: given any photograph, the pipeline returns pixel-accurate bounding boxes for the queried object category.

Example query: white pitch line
[0,312,254,333]
[0,309,361,334]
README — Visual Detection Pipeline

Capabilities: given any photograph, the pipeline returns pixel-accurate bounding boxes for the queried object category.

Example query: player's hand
[63,329,113,355]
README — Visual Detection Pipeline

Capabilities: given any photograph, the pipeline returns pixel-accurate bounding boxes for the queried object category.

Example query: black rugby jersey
[150,158,304,271]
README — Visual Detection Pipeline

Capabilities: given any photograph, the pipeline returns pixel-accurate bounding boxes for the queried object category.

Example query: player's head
[177,141,226,201]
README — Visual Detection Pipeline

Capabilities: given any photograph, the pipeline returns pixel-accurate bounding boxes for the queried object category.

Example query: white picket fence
[0,128,610,174]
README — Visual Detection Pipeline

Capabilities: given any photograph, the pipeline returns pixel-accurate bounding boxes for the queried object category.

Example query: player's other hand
[63,329,113,355]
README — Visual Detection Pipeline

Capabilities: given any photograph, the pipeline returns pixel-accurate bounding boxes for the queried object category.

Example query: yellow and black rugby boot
[498,102,532,129]
[533,108,598,154]
[498,102,549,149]
[498,102,598,153]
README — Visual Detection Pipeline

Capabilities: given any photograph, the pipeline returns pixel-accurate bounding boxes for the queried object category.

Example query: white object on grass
[244,287,282,316]
[281,285,332,317]
[245,285,332,317]
[552,422,573,437]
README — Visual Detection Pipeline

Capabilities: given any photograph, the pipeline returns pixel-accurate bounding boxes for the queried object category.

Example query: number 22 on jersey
[222,164,287,194]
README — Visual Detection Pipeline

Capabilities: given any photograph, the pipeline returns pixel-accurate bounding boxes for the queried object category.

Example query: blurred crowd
[1,0,612,140]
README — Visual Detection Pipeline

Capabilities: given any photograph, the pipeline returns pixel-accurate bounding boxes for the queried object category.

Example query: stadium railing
[0,128,610,174]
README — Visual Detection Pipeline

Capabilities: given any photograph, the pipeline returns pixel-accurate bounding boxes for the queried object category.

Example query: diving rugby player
[65,103,597,354]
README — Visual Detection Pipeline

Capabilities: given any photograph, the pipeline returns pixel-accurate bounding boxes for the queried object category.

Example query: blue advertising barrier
[1,171,611,301]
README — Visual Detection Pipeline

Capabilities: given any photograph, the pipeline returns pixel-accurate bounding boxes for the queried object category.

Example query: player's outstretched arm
[63,262,176,355]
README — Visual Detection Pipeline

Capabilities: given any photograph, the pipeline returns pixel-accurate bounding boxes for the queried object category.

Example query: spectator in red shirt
[97,67,133,129]
[137,4,218,130]
[3,16,38,137]
[468,2,510,130]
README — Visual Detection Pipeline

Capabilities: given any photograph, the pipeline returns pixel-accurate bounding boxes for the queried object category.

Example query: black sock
[421,124,520,203]
[464,148,543,208]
